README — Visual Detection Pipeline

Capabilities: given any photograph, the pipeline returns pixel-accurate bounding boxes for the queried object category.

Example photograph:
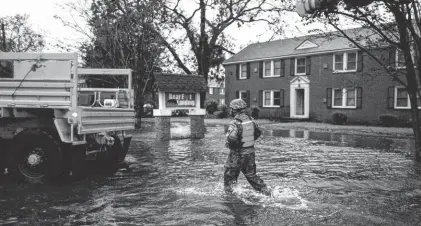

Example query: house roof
[224,27,381,65]
[154,73,207,92]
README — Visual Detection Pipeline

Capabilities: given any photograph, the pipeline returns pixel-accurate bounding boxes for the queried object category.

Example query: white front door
[290,76,310,119]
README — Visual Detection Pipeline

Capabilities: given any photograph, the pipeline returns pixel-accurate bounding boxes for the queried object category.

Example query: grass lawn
[141,117,414,138]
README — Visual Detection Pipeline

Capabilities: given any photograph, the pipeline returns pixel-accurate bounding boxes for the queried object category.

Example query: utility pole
[1,22,6,51]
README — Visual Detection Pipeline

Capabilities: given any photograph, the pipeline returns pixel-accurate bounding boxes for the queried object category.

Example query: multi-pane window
[333,52,357,72]
[264,61,271,77]
[219,99,225,105]
[209,87,213,94]
[263,60,282,77]
[274,60,281,76]
[295,57,306,75]
[240,64,247,79]
[396,87,409,108]
[346,88,356,106]
[274,91,281,106]
[347,53,357,70]
[332,88,356,108]
[334,54,343,71]
[239,90,247,101]
[333,89,343,106]
[396,50,406,68]
[263,90,281,107]
[393,87,421,109]
[219,88,225,95]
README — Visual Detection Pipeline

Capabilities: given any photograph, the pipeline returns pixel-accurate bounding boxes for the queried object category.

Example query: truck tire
[11,129,63,183]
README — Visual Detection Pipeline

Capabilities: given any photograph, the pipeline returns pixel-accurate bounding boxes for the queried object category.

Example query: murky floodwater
[1,122,421,225]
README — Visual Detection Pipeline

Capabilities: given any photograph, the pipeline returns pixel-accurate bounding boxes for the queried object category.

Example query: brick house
[223,28,413,124]
[206,79,225,105]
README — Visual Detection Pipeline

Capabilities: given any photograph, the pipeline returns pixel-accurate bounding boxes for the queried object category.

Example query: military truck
[0,52,135,182]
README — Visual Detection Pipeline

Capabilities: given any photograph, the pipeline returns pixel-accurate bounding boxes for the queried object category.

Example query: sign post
[153,73,207,140]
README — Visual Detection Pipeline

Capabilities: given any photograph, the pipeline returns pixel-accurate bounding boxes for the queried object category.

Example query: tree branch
[327,15,407,87]
[214,44,235,55]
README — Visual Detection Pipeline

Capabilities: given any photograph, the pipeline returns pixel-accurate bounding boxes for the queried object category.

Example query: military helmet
[229,99,247,110]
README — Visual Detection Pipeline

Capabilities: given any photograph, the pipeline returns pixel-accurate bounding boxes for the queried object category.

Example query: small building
[153,73,207,140]
[223,28,413,124]
[206,78,225,105]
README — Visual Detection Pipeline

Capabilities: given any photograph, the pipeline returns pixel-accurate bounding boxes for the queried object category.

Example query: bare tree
[154,0,291,105]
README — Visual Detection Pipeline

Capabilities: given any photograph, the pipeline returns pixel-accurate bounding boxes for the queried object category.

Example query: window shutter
[246,90,251,106]
[259,61,263,78]
[247,63,251,79]
[290,58,295,76]
[356,87,362,109]
[327,88,332,109]
[236,90,239,99]
[259,90,263,107]
[389,47,396,68]
[281,59,285,77]
[280,89,285,107]
[388,86,395,109]
[236,64,240,80]
[357,51,363,72]
[306,56,311,75]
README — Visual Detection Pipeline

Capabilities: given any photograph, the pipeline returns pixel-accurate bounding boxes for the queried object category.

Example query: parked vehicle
[0,52,135,182]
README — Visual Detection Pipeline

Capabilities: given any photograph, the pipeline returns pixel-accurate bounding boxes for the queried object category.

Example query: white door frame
[290,76,310,119]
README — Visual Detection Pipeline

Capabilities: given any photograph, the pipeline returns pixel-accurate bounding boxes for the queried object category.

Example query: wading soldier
[224,99,270,196]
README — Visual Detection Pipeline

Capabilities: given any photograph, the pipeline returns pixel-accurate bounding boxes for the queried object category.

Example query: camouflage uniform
[224,112,268,194]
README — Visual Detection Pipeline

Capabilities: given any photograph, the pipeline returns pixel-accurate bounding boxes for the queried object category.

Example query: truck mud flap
[118,136,132,163]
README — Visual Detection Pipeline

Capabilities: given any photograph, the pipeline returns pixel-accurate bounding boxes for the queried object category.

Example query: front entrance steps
[268,107,310,122]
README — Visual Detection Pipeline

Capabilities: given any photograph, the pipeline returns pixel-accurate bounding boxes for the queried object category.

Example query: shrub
[217,104,229,118]
[353,120,371,126]
[205,113,218,119]
[171,109,188,117]
[250,105,260,119]
[331,112,348,125]
[402,118,413,128]
[143,103,154,117]
[205,100,219,114]
[379,114,400,127]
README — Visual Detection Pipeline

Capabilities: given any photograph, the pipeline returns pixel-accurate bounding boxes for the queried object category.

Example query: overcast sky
[0,0,326,54]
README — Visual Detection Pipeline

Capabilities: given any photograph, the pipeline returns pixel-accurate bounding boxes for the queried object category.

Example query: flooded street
[1,122,421,225]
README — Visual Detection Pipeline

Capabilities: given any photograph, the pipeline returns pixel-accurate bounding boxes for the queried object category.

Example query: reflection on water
[1,125,421,225]
[267,129,414,154]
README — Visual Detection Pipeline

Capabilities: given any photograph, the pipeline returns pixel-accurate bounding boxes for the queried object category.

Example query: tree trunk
[1,23,6,51]
[394,10,421,162]
[133,74,145,129]
[199,0,209,108]
[406,67,421,162]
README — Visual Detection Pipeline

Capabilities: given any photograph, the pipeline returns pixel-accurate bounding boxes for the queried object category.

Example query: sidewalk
[141,117,414,138]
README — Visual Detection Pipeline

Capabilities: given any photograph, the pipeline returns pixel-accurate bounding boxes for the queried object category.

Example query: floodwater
[1,122,421,225]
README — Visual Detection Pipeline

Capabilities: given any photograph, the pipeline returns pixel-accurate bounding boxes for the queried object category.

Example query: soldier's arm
[253,121,262,140]
[226,122,241,148]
